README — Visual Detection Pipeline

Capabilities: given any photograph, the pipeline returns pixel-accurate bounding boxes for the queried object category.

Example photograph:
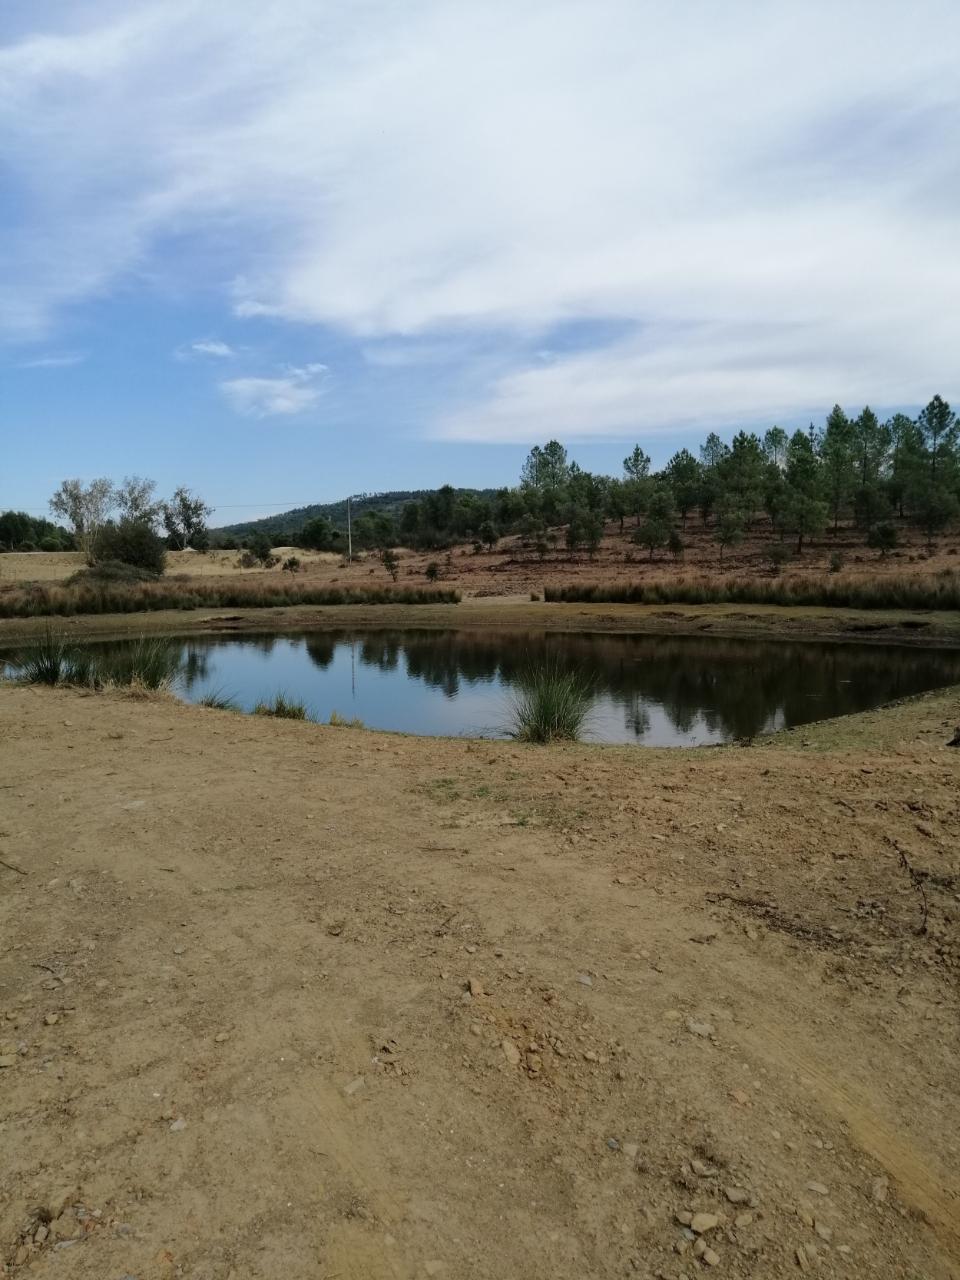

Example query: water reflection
[87,629,960,746]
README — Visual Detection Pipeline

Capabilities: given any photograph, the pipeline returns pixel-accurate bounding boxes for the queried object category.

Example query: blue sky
[2,1,958,524]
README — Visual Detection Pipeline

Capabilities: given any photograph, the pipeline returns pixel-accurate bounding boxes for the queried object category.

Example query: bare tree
[49,478,115,563]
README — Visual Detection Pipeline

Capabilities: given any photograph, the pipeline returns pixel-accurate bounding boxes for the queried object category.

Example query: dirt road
[1,685,958,1279]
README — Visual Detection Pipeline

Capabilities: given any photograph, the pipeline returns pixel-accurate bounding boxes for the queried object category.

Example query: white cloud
[17,351,86,368]
[219,363,327,417]
[2,2,959,437]
[187,338,235,358]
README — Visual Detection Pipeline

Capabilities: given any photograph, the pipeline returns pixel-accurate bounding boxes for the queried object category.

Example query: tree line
[286,393,960,561]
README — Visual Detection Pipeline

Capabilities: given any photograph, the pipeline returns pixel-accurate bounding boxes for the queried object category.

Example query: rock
[606,1137,621,1151]
[214,1031,230,1043]
[44,1012,59,1026]
[0,1053,17,1068]
[582,1050,599,1062]
[805,1181,829,1196]
[424,1263,444,1277]
[169,1117,188,1131]
[576,973,593,987]
[691,1159,716,1177]
[724,1186,750,1204]
[525,1052,543,1074]
[622,1142,640,1160]
[814,1219,832,1242]
[675,1211,693,1226]
[729,1089,749,1105]
[343,1077,365,1096]
[702,1247,720,1266]
[469,1022,482,1036]
[734,1212,753,1228]
[464,944,477,954]
[501,1039,521,1066]
[693,1238,707,1258]
[691,1212,720,1233]
[172,945,185,956]
[796,1244,810,1271]
[685,1018,715,1038]
[467,977,484,998]
[871,1175,889,1203]
[50,1213,78,1241]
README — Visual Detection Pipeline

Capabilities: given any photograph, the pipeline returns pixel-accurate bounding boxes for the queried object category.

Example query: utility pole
[347,496,352,561]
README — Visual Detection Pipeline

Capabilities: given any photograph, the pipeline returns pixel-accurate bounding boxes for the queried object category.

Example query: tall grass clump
[543,573,960,612]
[0,580,461,619]
[197,688,241,711]
[98,637,182,689]
[508,661,594,743]
[253,692,310,720]
[7,626,101,687]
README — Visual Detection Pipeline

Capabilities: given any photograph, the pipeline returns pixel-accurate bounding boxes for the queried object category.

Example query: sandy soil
[1,683,958,1279]
[0,550,339,584]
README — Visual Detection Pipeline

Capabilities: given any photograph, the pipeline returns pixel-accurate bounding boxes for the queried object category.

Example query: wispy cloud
[17,351,86,369]
[219,363,328,418]
[181,338,236,359]
[2,2,959,438]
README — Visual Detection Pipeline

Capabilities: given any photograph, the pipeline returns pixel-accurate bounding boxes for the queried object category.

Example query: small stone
[424,1263,444,1277]
[622,1142,640,1159]
[172,945,185,956]
[44,1012,59,1026]
[814,1219,833,1242]
[806,1181,829,1196]
[702,1247,720,1266]
[796,1244,810,1271]
[582,1050,598,1062]
[663,1009,683,1022]
[576,973,593,987]
[691,1212,719,1233]
[343,1076,365,1096]
[214,1031,230,1043]
[730,1089,749,1105]
[47,1188,77,1218]
[686,1018,714,1037]
[724,1186,750,1204]
[469,1022,482,1036]
[463,944,477,954]
[169,1117,187,1131]
[871,1175,889,1203]
[50,1213,78,1241]
[691,1159,716,1177]
[468,977,484,998]
[525,1052,542,1074]
[0,1053,17,1068]
[734,1212,753,1228]
[606,1137,621,1151]
[501,1039,521,1066]
[692,1238,707,1258]
[34,1224,49,1244]
[676,1211,693,1226]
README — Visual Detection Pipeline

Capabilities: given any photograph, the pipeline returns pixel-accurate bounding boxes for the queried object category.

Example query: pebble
[734,1213,753,1228]
[343,1076,365,1096]
[0,1053,17,1069]
[463,944,477,954]
[796,1245,810,1271]
[469,1023,482,1036]
[686,1018,714,1037]
[730,1089,749,1105]
[606,1137,621,1151]
[871,1175,889,1203]
[805,1181,829,1196]
[44,1012,59,1026]
[214,1031,230,1043]
[172,946,185,956]
[501,1039,521,1066]
[169,1117,187,1132]
[690,1213,719,1233]
[702,1247,720,1266]
[525,1052,542,1074]
[424,1263,444,1277]
[724,1186,750,1204]
[576,973,593,987]
[691,1160,716,1177]
[676,1211,693,1226]
[467,977,484,998]
[814,1219,833,1242]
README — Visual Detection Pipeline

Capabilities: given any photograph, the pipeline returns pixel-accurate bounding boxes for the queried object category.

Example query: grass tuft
[197,688,241,711]
[97,637,181,689]
[328,710,365,728]
[253,692,310,720]
[508,660,594,743]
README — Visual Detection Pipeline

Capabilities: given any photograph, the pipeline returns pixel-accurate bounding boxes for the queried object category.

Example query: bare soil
[1,682,958,1279]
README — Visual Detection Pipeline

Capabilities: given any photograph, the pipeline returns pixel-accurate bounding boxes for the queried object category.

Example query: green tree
[664,449,701,526]
[718,432,765,524]
[762,426,789,469]
[521,441,571,489]
[163,487,212,551]
[115,476,159,526]
[850,406,890,492]
[95,519,167,575]
[913,486,959,547]
[479,520,499,550]
[866,522,898,558]
[714,507,744,567]
[917,395,958,485]
[783,430,827,553]
[49,477,116,563]
[818,404,855,532]
[622,445,652,525]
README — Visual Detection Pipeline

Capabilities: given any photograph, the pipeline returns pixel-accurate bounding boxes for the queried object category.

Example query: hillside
[214,488,498,540]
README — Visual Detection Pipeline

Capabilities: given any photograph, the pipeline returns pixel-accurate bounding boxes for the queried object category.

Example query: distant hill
[213,488,499,540]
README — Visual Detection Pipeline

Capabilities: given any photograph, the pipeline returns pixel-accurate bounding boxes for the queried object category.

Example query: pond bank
[2,593,960,648]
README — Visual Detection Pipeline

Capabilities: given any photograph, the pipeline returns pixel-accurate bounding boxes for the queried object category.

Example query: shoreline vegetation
[543,571,960,611]
[0,578,460,618]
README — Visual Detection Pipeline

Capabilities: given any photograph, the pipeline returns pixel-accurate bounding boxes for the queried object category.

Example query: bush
[767,544,791,574]
[68,561,158,586]
[508,661,594,743]
[282,556,302,573]
[542,575,960,611]
[38,536,62,552]
[425,561,440,582]
[867,522,898,557]
[197,689,241,711]
[828,551,844,573]
[328,710,364,727]
[95,520,167,576]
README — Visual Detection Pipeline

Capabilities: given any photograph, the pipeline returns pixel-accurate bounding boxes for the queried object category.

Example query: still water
[91,629,960,746]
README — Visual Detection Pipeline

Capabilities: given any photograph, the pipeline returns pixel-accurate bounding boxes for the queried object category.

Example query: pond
[87,629,960,746]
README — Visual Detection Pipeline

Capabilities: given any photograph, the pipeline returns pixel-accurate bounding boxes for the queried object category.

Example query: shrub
[828,551,844,574]
[253,692,309,720]
[328,710,364,728]
[96,637,182,689]
[197,689,241,711]
[95,519,167,576]
[38,536,62,552]
[282,556,302,574]
[425,561,440,582]
[767,544,791,574]
[867,522,898,557]
[508,661,594,743]
[68,561,158,586]
[383,548,399,582]
[9,626,75,685]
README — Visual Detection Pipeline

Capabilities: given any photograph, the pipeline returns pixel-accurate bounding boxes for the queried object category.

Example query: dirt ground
[1,681,958,1279]
[3,519,960,599]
